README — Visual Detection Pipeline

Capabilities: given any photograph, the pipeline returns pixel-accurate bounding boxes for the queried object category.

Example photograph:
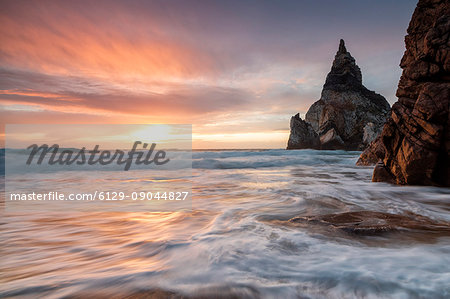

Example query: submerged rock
[357,0,450,186]
[288,40,390,150]
[66,286,260,299]
[289,211,450,235]
[65,289,186,299]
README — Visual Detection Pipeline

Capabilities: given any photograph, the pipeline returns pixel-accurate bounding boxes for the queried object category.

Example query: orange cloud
[0,2,223,81]
[0,0,414,148]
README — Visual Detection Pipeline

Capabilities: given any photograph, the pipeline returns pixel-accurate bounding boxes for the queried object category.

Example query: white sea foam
[1,150,449,298]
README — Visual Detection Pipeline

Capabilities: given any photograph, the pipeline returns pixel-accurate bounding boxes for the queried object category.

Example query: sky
[0,0,417,149]
[5,124,192,149]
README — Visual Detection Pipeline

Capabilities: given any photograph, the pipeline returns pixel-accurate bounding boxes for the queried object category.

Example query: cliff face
[287,40,390,150]
[358,0,450,186]
[287,113,320,149]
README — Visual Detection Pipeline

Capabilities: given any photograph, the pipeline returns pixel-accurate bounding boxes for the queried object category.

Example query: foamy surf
[1,149,449,298]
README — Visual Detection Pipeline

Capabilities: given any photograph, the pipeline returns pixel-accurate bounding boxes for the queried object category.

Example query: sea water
[1,149,449,298]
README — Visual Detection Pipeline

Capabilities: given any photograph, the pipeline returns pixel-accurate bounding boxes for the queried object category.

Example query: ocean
[1,149,449,298]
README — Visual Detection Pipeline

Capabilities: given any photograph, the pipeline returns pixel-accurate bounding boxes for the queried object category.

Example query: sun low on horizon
[0,0,416,149]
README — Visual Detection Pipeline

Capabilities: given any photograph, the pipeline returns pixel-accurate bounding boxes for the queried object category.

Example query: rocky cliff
[287,40,390,150]
[357,0,450,186]
[287,113,320,149]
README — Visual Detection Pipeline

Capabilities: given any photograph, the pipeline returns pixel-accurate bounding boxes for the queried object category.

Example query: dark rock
[357,0,450,186]
[288,39,390,150]
[372,162,396,183]
[356,135,385,165]
[287,113,320,149]
[65,286,260,299]
[289,211,450,235]
[64,289,187,299]
[306,39,391,150]
[319,127,345,149]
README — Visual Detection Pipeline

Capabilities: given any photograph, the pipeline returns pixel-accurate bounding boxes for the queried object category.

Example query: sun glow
[130,125,172,144]
[193,131,289,149]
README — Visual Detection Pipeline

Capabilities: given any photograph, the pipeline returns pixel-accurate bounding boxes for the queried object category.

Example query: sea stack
[357,0,450,186]
[287,40,390,150]
[287,113,320,149]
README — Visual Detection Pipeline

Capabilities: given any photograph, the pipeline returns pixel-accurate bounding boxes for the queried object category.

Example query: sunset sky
[0,0,416,149]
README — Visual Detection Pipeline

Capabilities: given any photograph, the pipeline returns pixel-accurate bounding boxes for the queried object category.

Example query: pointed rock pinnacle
[338,39,347,53]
